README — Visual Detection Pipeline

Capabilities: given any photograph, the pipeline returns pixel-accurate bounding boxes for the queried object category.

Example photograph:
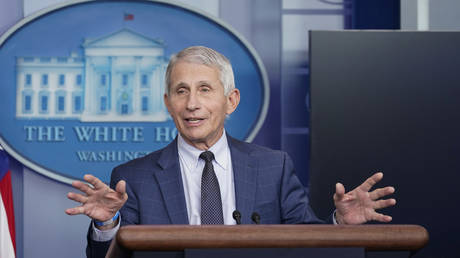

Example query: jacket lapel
[228,135,258,224]
[154,139,189,224]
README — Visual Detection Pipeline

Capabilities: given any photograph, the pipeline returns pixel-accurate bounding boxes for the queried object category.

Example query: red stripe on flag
[124,13,134,21]
[0,170,16,253]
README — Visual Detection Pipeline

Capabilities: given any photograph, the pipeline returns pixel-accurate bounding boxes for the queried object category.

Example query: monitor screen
[309,30,460,257]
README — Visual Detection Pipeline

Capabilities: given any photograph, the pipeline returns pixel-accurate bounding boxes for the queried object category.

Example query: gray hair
[165,46,235,96]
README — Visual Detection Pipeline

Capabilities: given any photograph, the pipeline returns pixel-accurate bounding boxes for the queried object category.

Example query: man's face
[164,61,240,150]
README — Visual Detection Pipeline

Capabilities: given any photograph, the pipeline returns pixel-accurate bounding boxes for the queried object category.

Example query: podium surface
[107,225,428,258]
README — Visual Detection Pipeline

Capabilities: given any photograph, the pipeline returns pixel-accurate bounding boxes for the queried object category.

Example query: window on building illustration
[121,104,128,114]
[42,74,48,86]
[76,74,82,86]
[57,57,67,63]
[141,74,148,87]
[22,90,34,114]
[122,74,128,86]
[100,96,107,112]
[101,74,107,86]
[59,74,65,86]
[40,95,48,113]
[40,57,51,63]
[25,74,32,86]
[25,95,31,112]
[23,94,32,114]
[142,96,148,112]
[73,95,82,113]
[57,96,65,113]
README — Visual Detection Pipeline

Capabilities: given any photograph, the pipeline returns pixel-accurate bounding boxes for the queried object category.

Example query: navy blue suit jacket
[87,135,324,257]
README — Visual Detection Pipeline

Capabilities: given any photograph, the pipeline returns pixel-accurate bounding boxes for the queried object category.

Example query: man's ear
[226,88,240,115]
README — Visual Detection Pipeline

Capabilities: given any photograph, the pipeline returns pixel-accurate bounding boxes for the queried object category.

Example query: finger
[369,186,395,200]
[333,183,346,202]
[67,192,88,204]
[371,212,392,223]
[115,180,128,202]
[72,180,94,195]
[373,198,397,210]
[115,180,126,195]
[65,206,85,216]
[84,174,107,190]
[359,172,383,192]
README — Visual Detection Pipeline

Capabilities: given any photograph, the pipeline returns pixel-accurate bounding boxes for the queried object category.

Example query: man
[66,46,396,257]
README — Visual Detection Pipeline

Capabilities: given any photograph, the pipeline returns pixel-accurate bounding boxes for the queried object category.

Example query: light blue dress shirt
[92,131,236,241]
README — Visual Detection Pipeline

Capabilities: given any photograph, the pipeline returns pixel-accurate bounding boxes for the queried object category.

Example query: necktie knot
[199,151,215,163]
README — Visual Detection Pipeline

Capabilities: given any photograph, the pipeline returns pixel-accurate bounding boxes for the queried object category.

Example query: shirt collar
[177,131,229,172]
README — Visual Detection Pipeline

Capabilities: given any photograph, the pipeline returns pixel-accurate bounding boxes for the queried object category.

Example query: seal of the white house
[0,0,269,184]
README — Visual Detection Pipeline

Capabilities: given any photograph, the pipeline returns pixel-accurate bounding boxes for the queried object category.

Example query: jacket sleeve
[85,224,112,258]
[85,165,139,258]
[279,151,327,224]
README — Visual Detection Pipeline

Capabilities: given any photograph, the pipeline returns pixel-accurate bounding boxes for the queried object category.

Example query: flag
[124,13,134,21]
[0,149,15,258]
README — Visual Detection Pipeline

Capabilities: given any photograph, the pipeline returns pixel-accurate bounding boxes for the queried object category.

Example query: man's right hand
[65,174,128,227]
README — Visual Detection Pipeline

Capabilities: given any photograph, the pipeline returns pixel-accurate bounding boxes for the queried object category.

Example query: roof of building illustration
[82,28,165,49]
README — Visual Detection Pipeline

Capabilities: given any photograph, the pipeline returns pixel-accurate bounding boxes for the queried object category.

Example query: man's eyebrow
[173,82,189,88]
[197,80,211,85]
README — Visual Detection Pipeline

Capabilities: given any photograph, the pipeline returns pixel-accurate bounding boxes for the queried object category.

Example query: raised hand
[65,174,128,222]
[334,172,396,225]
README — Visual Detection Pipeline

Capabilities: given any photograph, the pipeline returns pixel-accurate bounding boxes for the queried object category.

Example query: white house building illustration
[15,29,170,122]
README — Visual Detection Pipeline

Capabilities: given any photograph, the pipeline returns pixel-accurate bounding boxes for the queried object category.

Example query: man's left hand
[334,172,396,225]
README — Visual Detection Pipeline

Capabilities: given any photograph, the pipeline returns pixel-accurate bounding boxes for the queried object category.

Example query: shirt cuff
[332,210,339,225]
[91,215,121,242]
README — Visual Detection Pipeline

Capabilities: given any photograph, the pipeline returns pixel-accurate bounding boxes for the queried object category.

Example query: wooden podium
[106,225,428,258]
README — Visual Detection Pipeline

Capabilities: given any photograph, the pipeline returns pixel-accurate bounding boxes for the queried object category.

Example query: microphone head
[251,212,260,224]
[232,210,241,219]
[232,210,242,224]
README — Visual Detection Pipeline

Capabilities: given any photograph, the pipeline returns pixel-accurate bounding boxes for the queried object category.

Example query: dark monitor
[309,31,460,258]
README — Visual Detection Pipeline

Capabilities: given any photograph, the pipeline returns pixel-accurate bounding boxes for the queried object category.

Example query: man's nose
[186,91,200,110]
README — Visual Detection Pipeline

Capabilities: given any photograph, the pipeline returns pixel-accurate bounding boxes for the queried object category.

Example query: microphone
[232,210,242,225]
[251,212,260,224]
